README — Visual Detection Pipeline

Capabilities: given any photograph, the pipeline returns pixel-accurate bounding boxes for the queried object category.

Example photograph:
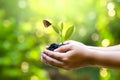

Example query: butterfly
[43,20,51,28]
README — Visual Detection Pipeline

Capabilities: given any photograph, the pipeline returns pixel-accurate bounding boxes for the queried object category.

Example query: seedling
[43,20,74,51]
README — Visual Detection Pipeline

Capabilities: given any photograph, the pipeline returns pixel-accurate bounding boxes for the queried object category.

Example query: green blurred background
[0,0,120,80]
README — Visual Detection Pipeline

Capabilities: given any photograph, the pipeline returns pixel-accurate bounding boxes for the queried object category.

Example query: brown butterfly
[43,20,51,28]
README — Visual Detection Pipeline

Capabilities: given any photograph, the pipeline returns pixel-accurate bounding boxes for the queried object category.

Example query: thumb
[54,44,71,52]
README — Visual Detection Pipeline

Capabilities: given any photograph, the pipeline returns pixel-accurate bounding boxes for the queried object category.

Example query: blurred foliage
[0,0,120,80]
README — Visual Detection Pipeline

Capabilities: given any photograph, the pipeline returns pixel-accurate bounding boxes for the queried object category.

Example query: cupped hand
[41,40,92,70]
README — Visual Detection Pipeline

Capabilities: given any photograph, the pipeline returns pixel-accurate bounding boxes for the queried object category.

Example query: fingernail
[43,50,47,54]
[42,50,47,53]
[41,56,44,62]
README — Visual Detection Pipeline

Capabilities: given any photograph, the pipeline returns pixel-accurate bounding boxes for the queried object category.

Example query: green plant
[43,20,74,44]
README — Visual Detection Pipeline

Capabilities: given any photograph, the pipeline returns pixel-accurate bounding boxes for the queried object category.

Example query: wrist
[86,48,100,66]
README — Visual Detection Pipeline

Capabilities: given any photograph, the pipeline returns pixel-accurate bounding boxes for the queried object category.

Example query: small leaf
[64,26,74,40]
[52,25,59,34]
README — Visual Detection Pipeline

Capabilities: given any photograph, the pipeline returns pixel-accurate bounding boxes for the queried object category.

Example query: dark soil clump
[47,43,64,51]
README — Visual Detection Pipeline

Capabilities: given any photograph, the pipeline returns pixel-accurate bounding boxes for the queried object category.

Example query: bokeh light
[31,75,38,80]
[21,62,29,73]
[100,68,108,77]
[107,2,116,17]
[18,0,27,9]
[101,39,110,47]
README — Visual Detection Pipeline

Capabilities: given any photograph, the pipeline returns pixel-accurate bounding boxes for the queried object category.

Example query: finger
[54,44,71,52]
[41,55,44,62]
[43,50,65,61]
[41,53,47,63]
[41,52,44,62]
[42,53,64,68]
[64,40,73,44]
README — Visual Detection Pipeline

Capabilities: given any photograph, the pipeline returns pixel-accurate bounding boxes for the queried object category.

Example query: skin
[41,40,120,70]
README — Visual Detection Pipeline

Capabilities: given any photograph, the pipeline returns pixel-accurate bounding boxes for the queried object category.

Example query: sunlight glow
[101,39,110,47]
[107,2,115,10]
[31,75,38,80]
[88,11,96,20]
[108,10,116,17]
[21,61,29,73]
[107,2,116,17]
[91,33,99,41]
[79,27,87,37]
[100,68,108,77]
[18,0,27,9]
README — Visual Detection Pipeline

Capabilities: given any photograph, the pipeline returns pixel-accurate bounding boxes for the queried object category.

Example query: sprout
[43,20,74,44]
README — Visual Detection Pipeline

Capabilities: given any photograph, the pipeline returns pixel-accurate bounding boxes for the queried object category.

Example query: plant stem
[60,33,63,44]
[61,35,63,44]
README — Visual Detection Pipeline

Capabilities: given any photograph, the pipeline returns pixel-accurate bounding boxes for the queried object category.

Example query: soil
[47,43,64,51]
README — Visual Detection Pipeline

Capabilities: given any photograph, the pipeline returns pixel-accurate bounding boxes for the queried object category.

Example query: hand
[41,40,93,70]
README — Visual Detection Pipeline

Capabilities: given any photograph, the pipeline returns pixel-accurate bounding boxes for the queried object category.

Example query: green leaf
[52,25,59,34]
[60,22,63,32]
[64,26,74,40]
